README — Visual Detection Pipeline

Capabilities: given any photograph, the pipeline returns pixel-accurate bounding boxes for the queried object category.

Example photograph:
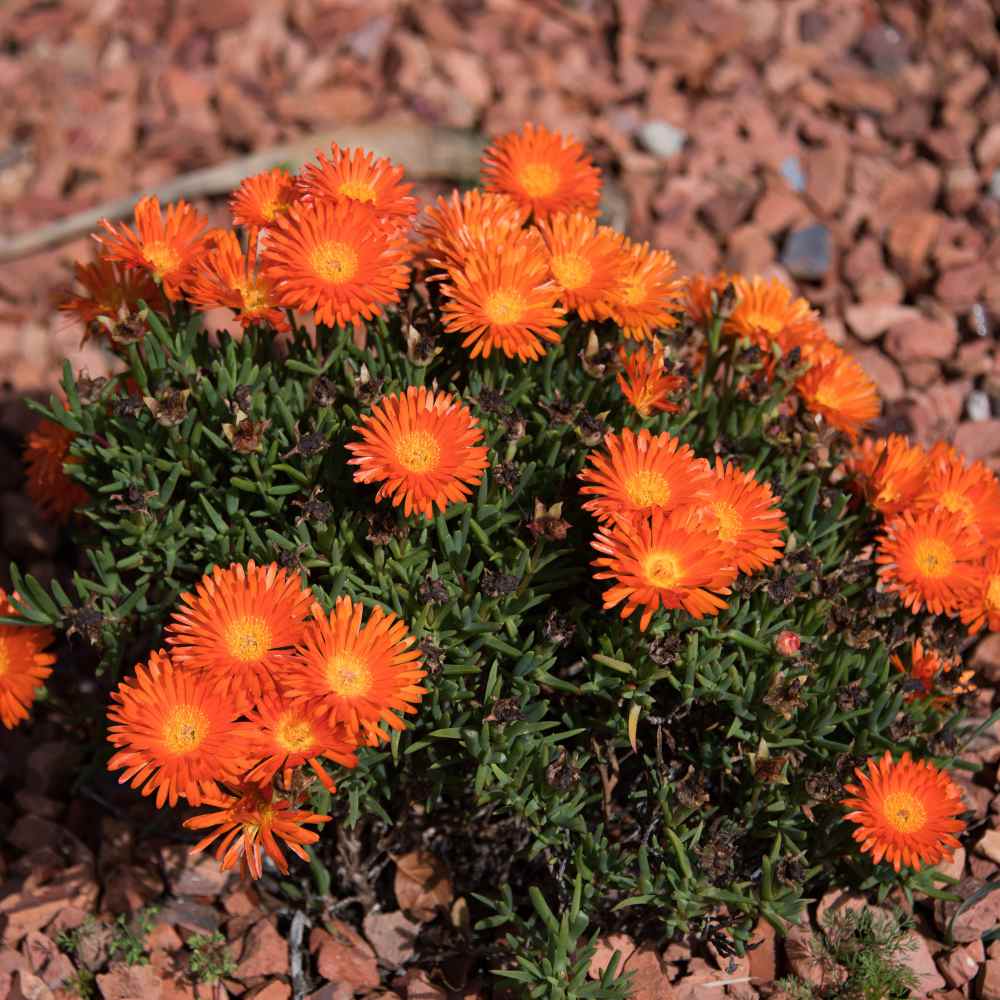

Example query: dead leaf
[362,910,421,968]
[391,851,454,921]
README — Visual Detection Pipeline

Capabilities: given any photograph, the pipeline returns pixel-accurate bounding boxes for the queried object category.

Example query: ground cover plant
[3,123,999,997]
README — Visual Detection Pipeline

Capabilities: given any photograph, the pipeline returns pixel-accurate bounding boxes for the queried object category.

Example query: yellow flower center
[742,309,784,335]
[261,199,289,223]
[239,281,271,314]
[0,639,8,677]
[643,549,682,589]
[484,290,527,326]
[225,615,273,662]
[986,574,1000,612]
[619,275,648,307]
[938,490,974,522]
[338,179,378,204]
[914,538,955,579]
[517,162,561,199]
[163,704,210,754]
[274,712,316,753]
[395,430,441,473]
[712,501,744,542]
[882,790,927,834]
[550,253,593,291]
[325,651,372,698]
[310,241,360,284]
[625,469,671,508]
[144,242,182,280]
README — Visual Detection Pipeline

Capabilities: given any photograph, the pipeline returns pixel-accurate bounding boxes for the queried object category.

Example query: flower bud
[775,630,801,656]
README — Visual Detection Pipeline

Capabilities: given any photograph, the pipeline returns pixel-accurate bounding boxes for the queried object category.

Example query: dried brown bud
[484,697,524,724]
[542,609,575,646]
[418,578,449,605]
[76,373,109,405]
[224,417,270,454]
[144,388,191,427]
[312,376,337,407]
[526,500,571,541]
[494,462,520,491]
[545,747,580,790]
[417,638,444,675]
[481,569,519,598]
[233,385,253,412]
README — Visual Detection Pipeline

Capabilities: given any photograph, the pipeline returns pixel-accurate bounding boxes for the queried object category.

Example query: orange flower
[230,168,299,230]
[891,638,973,704]
[536,213,626,320]
[724,275,825,358]
[795,348,880,441]
[299,145,418,225]
[107,650,241,808]
[185,231,289,331]
[346,386,489,520]
[285,595,426,744]
[592,511,735,630]
[184,782,330,879]
[841,751,965,872]
[617,342,686,417]
[165,561,314,710]
[237,695,358,793]
[59,258,162,343]
[579,427,712,525]
[96,196,210,301]
[482,123,601,221]
[596,241,685,342]
[960,547,1000,634]
[847,435,929,520]
[914,451,1000,544]
[440,230,565,362]
[261,198,412,329]
[876,510,983,616]
[685,459,786,574]
[421,188,528,273]
[24,419,88,523]
[685,272,732,329]
[0,590,56,730]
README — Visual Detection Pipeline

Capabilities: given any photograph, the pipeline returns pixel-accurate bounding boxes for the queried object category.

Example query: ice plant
[592,511,735,629]
[724,275,824,358]
[0,590,56,729]
[262,198,412,329]
[59,258,161,343]
[347,386,489,520]
[891,638,973,705]
[795,347,880,441]
[960,547,1000,634]
[848,435,929,519]
[596,241,685,342]
[96,196,210,301]
[285,596,426,744]
[184,783,330,879]
[876,510,982,616]
[23,418,88,522]
[616,342,686,417]
[107,651,242,808]
[841,752,966,872]
[482,122,601,221]
[914,451,1000,543]
[229,167,299,230]
[579,427,711,525]
[165,561,314,710]
[440,230,565,361]
[421,189,528,273]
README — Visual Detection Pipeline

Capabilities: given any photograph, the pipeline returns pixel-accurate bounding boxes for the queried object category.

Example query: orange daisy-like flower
[891,638,973,705]
[960,547,1000,634]
[536,213,626,320]
[346,386,489,520]
[441,230,565,362]
[724,275,825,358]
[24,418,88,523]
[841,751,966,872]
[596,241,685,342]
[96,196,210,301]
[230,168,299,230]
[59,258,162,343]
[261,198,412,329]
[847,435,929,520]
[592,511,735,630]
[914,451,1000,544]
[237,695,358,793]
[299,145,418,225]
[185,231,289,331]
[421,188,528,273]
[617,342,686,417]
[107,650,241,808]
[285,595,426,744]
[685,272,732,330]
[685,459,786,574]
[579,427,712,526]
[876,510,983,616]
[796,348,880,441]
[184,782,330,880]
[165,561,314,710]
[0,590,56,730]
[482,123,601,222]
